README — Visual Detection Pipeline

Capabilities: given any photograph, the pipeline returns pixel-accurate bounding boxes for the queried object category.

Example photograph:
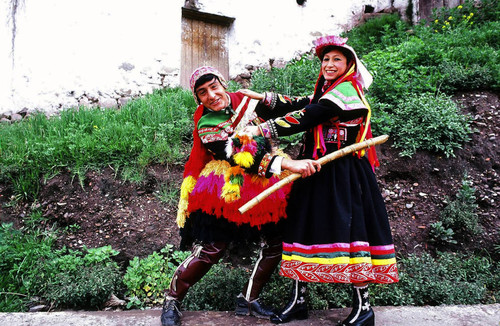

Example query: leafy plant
[428,221,457,245]
[429,0,500,31]
[440,175,481,238]
[342,13,410,55]
[0,223,122,311]
[372,252,496,306]
[123,244,190,308]
[389,93,472,157]
[250,54,319,96]
[182,263,248,311]
[44,264,122,309]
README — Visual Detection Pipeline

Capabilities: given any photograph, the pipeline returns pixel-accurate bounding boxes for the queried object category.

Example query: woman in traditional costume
[161,66,320,326]
[240,35,399,326]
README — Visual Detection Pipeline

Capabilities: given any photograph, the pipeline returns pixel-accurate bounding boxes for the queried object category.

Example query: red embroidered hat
[313,35,373,90]
[314,35,349,59]
[189,66,228,104]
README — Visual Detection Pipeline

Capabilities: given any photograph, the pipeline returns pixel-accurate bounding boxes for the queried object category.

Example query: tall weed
[0,87,196,201]
[440,175,481,238]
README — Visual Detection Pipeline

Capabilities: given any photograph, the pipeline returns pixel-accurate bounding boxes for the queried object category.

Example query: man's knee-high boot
[161,242,227,326]
[341,284,374,326]
[270,279,308,324]
[235,239,282,318]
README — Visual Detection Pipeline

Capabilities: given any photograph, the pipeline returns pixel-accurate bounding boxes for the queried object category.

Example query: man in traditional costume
[241,35,399,326]
[161,66,320,326]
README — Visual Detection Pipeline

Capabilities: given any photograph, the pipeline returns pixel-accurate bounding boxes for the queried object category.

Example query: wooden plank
[180,11,232,89]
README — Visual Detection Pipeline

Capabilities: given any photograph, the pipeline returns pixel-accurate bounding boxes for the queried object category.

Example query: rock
[10,113,23,121]
[29,304,49,312]
[104,293,126,307]
[98,98,118,109]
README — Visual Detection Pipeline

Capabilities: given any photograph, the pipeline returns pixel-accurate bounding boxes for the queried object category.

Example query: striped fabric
[280,241,399,284]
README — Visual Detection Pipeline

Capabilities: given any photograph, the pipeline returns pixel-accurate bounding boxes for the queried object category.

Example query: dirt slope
[0,91,498,265]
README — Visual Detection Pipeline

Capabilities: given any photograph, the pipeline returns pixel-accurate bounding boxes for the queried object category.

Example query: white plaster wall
[0,0,413,115]
[1,0,183,115]
[200,0,401,74]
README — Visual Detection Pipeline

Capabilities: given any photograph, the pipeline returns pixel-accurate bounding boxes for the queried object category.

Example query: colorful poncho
[177,92,292,229]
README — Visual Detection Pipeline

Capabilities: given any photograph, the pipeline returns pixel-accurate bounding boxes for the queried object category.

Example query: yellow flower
[458,5,463,9]
[435,19,439,23]
[93,125,98,129]
[435,30,438,33]
[448,16,453,20]
[445,21,450,25]
[470,12,474,16]
[463,15,466,18]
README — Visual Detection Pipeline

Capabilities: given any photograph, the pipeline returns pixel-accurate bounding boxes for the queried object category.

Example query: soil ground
[0,90,499,303]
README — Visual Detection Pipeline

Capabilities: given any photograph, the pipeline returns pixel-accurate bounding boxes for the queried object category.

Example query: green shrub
[0,223,122,311]
[389,93,472,157]
[440,175,481,238]
[439,60,498,93]
[250,54,319,96]
[373,252,496,306]
[368,99,394,136]
[44,264,122,309]
[123,244,190,308]
[183,263,248,311]
[40,245,122,309]
[343,14,409,55]
[429,0,500,31]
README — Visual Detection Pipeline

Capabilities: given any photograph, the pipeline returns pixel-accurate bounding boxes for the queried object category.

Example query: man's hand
[282,158,321,178]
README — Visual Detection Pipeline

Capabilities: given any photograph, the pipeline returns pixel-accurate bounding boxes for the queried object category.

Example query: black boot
[235,239,282,318]
[340,285,374,326]
[161,297,182,326]
[270,280,308,324]
[235,293,276,318]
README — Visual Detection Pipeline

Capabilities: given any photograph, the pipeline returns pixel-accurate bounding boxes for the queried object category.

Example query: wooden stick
[238,135,389,214]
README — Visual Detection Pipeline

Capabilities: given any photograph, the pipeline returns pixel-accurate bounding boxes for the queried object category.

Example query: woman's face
[321,49,348,81]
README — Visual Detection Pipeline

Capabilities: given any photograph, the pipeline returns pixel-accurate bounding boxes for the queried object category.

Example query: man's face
[195,78,229,111]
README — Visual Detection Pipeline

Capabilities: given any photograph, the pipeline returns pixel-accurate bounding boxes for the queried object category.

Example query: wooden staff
[238,135,389,214]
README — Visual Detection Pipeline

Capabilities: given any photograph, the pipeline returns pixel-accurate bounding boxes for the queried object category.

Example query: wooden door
[181,8,234,88]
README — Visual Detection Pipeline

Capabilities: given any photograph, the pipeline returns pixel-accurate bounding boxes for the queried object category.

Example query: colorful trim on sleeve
[258,153,273,177]
[262,92,278,109]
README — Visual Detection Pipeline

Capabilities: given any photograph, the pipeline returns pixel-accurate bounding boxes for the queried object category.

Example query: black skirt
[280,155,399,284]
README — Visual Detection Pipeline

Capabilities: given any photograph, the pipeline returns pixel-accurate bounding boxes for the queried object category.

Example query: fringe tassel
[176,176,197,227]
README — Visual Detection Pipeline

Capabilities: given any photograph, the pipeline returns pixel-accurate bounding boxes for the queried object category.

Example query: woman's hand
[282,158,321,178]
[240,125,261,137]
[238,89,265,101]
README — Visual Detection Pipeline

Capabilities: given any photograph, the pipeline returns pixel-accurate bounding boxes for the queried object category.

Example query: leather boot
[161,242,227,326]
[270,280,308,324]
[161,297,182,326]
[235,239,282,318]
[340,284,374,326]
